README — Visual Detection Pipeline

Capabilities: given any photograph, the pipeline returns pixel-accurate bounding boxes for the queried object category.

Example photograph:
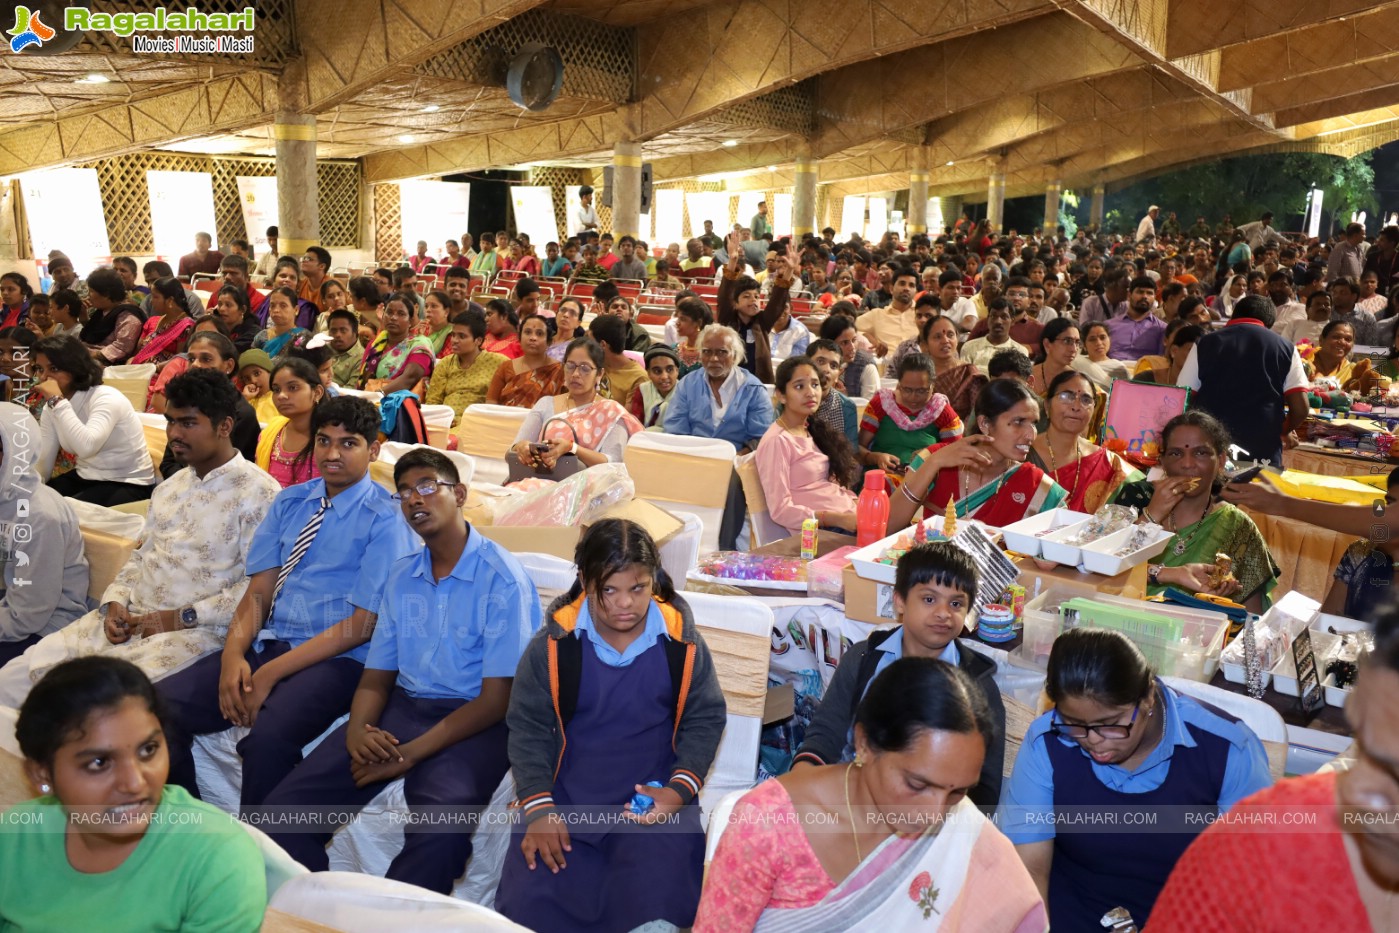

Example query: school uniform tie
[267,496,328,620]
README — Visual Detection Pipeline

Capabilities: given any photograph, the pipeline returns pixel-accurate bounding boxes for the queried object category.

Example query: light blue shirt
[999,680,1273,844]
[662,366,774,451]
[246,473,418,663]
[575,598,669,668]
[365,526,540,699]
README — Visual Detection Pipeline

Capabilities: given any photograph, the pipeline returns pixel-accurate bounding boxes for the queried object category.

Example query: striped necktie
[267,496,328,621]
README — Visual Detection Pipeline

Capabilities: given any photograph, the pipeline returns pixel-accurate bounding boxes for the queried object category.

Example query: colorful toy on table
[799,517,819,561]
[627,781,664,816]
[944,500,958,539]
[695,552,807,583]
[977,604,1017,643]
[874,523,950,566]
[1001,584,1026,622]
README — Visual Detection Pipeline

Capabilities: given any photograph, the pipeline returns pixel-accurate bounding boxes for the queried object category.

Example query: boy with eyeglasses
[263,448,539,892]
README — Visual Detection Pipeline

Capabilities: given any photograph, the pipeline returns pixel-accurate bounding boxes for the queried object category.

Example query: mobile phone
[529,443,550,454]
[1227,464,1265,484]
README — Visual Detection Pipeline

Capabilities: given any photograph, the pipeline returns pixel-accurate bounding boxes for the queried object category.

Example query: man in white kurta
[0,370,281,706]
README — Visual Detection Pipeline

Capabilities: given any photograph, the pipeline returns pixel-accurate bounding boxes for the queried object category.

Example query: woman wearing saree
[1113,411,1279,612]
[482,298,523,359]
[1304,320,1356,389]
[487,313,563,408]
[1029,318,1108,439]
[891,378,1067,530]
[131,277,195,367]
[252,287,310,359]
[508,337,642,476]
[360,290,435,395]
[547,297,586,363]
[411,288,454,357]
[921,315,986,423]
[255,259,317,331]
[1029,371,1139,514]
[694,657,1045,933]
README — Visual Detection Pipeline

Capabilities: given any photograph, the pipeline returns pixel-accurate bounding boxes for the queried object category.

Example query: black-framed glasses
[1049,704,1139,740]
[391,480,458,501]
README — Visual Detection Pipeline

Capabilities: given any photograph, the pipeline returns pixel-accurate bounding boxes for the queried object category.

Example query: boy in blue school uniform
[159,396,420,810]
[263,448,540,892]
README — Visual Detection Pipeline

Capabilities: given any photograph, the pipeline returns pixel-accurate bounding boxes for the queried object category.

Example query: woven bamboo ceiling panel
[5,0,1399,205]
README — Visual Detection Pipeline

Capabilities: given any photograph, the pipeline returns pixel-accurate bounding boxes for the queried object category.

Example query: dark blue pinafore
[1046,694,1233,930]
[496,633,705,931]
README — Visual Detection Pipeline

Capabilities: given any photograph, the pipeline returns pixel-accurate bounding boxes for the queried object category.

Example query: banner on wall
[772,193,793,238]
[147,171,217,259]
[866,196,888,239]
[509,186,559,246]
[839,196,866,241]
[20,168,111,271]
[399,180,471,258]
[735,192,763,233]
[653,189,684,249]
[684,192,728,240]
[235,176,278,257]
[565,186,583,237]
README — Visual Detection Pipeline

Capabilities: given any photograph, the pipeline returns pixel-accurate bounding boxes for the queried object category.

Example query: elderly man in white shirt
[0,368,282,707]
[1135,206,1159,244]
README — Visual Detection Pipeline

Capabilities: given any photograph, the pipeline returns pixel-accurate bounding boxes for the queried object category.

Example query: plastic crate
[1057,595,1231,682]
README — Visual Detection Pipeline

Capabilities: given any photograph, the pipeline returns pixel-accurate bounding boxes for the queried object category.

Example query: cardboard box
[843,556,1148,626]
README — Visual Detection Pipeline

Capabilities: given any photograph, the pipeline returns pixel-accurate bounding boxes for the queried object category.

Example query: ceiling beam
[1217,7,1399,93]
[632,0,1053,138]
[809,13,1141,158]
[1250,53,1399,115]
[0,73,278,176]
[1276,86,1399,129]
[1163,0,1393,60]
[1061,0,1282,136]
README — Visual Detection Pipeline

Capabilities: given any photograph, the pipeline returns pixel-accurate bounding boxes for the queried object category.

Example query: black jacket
[793,630,1005,813]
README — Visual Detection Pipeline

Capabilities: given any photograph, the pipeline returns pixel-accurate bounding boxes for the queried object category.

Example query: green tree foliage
[1106,152,1377,233]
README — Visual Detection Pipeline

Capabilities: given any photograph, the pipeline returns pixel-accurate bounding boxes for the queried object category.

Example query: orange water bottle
[856,469,891,547]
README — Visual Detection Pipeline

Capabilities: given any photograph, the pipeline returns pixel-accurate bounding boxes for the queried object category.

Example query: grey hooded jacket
[0,403,91,644]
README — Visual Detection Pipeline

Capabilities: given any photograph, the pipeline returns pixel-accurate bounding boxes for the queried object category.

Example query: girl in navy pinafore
[496,518,727,932]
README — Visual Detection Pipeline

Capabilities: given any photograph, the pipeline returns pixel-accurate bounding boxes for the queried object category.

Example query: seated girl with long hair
[755,355,862,535]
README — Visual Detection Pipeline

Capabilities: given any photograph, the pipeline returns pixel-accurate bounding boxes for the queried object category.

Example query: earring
[854,756,864,768]
[39,783,50,794]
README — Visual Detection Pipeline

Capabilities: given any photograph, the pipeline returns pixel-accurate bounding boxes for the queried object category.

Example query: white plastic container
[1000,509,1092,559]
[1271,629,1340,698]
[1079,525,1173,576]
[1038,520,1092,567]
[847,514,998,585]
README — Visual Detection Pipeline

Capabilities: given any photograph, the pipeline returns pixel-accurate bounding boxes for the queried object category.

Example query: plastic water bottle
[856,469,891,547]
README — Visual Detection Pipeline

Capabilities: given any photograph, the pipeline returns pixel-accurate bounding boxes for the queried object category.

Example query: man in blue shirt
[159,397,420,810]
[662,324,774,549]
[262,448,540,892]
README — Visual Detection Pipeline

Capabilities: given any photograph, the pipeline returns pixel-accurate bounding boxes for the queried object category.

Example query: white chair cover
[269,872,531,931]
[624,433,736,554]
[733,452,789,549]
[455,404,531,487]
[377,442,476,487]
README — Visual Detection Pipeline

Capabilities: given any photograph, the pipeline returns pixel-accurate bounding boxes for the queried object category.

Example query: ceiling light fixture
[766,165,777,171]
[946,160,955,166]
[722,140,738,147]
[422,104,441,113]
[397,134,415,143]
[78,74,111,84]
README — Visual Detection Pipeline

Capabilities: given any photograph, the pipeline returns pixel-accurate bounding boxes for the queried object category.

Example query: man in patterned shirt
[0,369,282,707]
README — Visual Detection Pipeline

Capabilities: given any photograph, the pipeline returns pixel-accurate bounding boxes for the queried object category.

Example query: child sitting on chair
[494,518,727,931]
[792,541,1006,812]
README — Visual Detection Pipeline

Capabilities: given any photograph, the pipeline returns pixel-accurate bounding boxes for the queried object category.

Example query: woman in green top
[1114,411,1279,613]
[416,288,454,357]
[1,657,266,932]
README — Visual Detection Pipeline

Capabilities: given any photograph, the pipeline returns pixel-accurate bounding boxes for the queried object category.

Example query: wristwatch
[1147,564,1162,586]
[180,607,198,629]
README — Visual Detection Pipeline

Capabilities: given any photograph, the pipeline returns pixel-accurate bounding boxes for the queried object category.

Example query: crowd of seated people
[2,209,1397,930]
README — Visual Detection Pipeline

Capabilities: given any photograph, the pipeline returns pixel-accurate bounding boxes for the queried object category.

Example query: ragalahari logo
[8,6,56,53]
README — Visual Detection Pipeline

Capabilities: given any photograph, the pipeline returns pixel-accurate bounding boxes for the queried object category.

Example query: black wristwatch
[180,607,198,629]
[1147,564,1162,586]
